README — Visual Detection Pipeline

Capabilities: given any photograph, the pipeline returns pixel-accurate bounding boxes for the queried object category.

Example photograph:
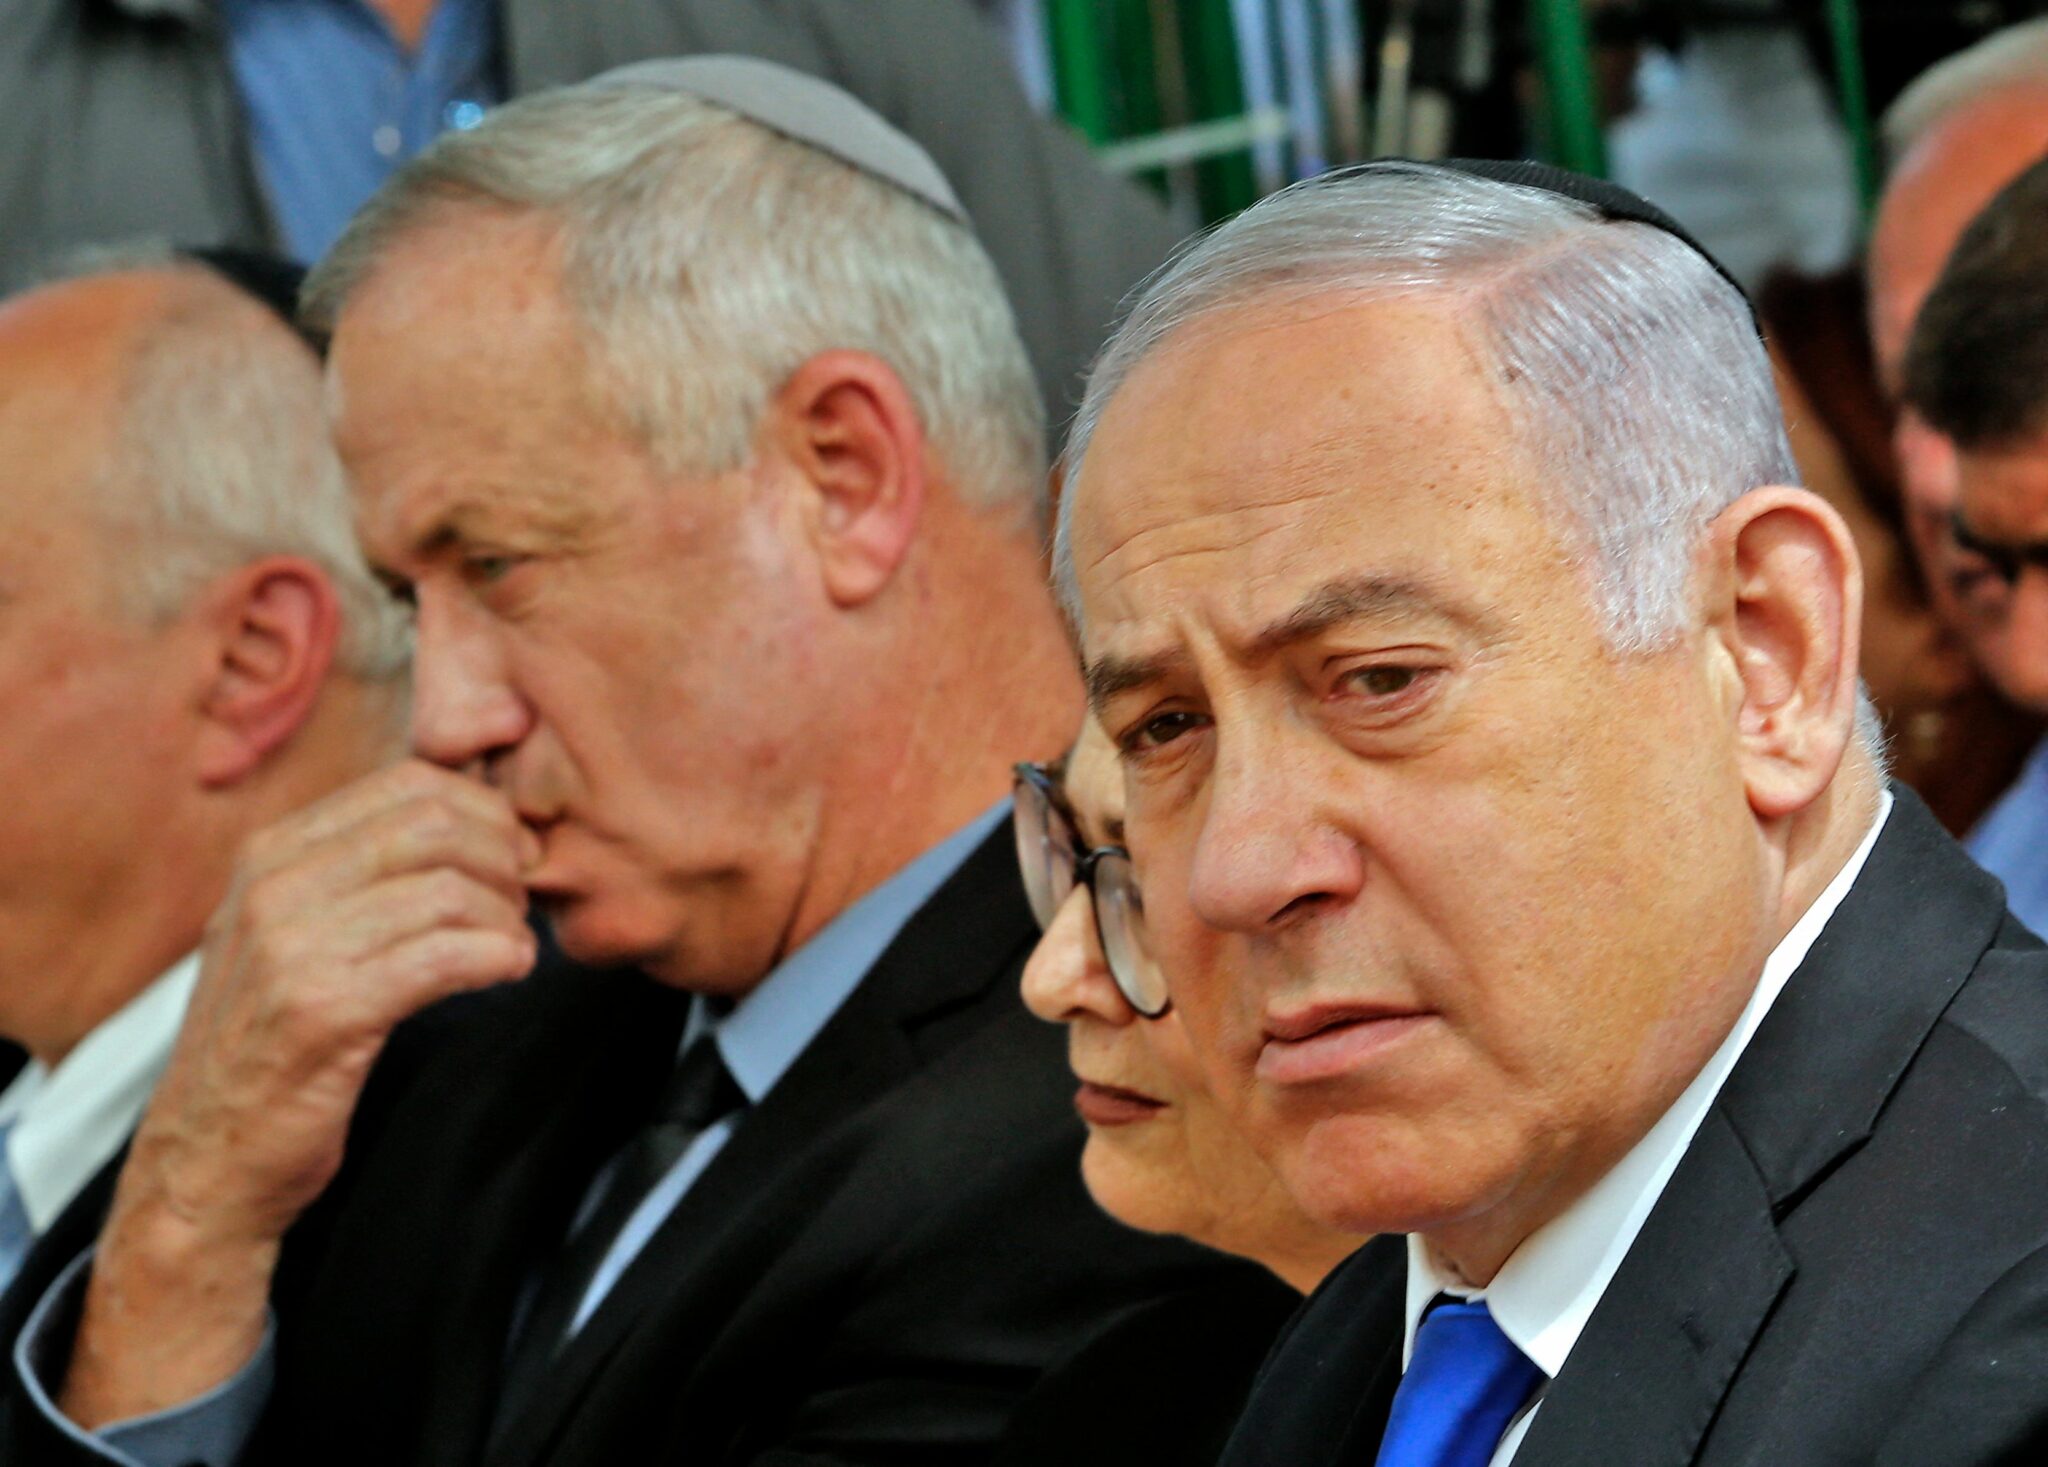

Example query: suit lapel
[357,967,689,1463]
[1519,790,2008,1466]
[486,826,1037,1467]
[1512,1111,1793,1467]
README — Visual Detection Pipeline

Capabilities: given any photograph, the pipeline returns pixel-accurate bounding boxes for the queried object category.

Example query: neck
[778,512,1081,957]
[8,854,222,1069]
[365,0,440,51]
[1264,1231,1367,1295]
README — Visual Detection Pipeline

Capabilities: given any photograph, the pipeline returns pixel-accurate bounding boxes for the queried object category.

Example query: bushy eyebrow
[1083,573,1468,710]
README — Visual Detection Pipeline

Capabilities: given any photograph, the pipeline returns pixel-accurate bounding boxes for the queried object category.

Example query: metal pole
[1525,0,1606,177]
[1824,0,1880,222]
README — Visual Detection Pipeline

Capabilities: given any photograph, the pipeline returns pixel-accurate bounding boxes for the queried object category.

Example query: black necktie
[494,1034,746,1431]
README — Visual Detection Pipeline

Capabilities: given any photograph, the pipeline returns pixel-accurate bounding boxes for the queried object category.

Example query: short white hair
[1882,18,2048,163]
[44,248,411,683]
[305,75,1047,523]
[1057,164,1886,756]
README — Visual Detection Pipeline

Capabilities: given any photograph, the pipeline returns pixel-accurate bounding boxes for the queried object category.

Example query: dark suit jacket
[992,1264,1303,1467]
[5,826,1232,1467]
[1224,789,2048,1466]
[0,1154,122,1360]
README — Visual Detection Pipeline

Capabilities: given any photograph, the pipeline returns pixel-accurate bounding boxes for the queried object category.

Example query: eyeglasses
[1011,761,1171,1018]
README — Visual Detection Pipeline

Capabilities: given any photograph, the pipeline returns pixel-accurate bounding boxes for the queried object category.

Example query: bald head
[0,261,410,1062]
[0,269,191,555]
[0,261,408,679]
[1870,85,2048,387]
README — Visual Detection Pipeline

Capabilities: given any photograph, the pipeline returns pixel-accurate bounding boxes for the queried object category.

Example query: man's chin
[535,894,666,973]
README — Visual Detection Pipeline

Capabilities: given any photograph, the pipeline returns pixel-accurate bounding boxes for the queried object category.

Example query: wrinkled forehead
[1064,293,1540,655]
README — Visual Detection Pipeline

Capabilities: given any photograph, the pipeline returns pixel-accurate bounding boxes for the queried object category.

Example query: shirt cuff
[14,1249,275,1467]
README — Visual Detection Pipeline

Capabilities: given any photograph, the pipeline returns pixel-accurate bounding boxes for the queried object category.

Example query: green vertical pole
[1526,0,1606,177]
[1184,0,1257,219]
[1824,0,1880,222]
[1049,0,1117,145]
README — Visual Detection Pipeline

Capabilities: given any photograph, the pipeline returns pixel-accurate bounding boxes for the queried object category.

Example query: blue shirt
[1966,735,2048,938]
[220,0,500,263]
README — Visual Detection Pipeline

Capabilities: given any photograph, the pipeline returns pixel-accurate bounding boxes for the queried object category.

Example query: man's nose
[408,594,533,771]
[1186,730,1364,935]
[1021,887,1134,1025]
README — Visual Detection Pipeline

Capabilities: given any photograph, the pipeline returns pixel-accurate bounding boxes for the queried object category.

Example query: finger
[325,868,533,967]
[239,760,522,878]
[237,794,533,926]
[365,926,538,1016]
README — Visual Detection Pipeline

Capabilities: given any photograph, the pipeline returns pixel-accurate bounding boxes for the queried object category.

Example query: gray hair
[1057,164,1886,756]
[304,75,1047,524]
[41,245,410,684]
[1881,18,2048,164]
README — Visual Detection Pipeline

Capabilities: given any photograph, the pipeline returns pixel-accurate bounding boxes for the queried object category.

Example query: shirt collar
[0,953,202,1233]
[1404,791,1895,1376]
[692,801,1011,1103]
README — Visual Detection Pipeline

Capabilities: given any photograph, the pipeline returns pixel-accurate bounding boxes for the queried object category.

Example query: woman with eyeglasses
[991,717,1360,1464]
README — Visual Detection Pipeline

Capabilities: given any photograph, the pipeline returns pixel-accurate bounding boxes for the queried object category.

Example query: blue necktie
[0,1122,33,1291]
[1376,1298,1546,1467]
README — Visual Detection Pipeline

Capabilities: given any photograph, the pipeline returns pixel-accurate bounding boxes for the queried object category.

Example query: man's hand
[58,760,539,1428]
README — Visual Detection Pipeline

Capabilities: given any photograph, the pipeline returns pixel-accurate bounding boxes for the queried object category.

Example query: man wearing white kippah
[1,59,1237,1467]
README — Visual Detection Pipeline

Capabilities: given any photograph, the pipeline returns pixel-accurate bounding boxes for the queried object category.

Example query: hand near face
[63,760,538,1427]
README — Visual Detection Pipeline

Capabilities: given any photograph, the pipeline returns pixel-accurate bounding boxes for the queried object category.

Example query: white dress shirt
[1403,793,1893,1464]
[0,954,199,1237]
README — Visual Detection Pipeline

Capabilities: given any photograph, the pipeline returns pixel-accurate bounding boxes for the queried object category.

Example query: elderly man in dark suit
[1056,158,2048,1465]
[4,60,1232,1467]
[0,250,407,1352]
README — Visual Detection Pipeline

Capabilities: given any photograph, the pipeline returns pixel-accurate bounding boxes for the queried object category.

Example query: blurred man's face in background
[1869,91,2048,656]
[1954,434,2048,715]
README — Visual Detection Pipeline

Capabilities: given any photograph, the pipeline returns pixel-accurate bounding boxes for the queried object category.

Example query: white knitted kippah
[587,55,968,224]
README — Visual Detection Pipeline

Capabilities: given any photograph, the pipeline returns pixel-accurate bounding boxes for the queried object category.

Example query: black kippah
[176,245,327,357]
[1377,157,1759,335]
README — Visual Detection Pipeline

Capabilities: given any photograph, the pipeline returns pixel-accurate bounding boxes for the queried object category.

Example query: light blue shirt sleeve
[1965,736,2048,939]
[15,1250,276,1467]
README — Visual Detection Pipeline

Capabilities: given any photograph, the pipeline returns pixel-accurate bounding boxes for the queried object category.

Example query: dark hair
[1758,266,1904,539]
[1903,152,2048,450]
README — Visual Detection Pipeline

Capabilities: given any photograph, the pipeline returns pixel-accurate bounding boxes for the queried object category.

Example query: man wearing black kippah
[1057,158,2048,1465]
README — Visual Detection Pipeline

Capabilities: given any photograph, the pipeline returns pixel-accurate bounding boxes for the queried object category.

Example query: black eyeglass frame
[1011,761,1171,1019]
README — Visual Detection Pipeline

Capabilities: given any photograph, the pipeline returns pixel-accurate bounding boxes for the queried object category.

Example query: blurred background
[981,0,2043,287]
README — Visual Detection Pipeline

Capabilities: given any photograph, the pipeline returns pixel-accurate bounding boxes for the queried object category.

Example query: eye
[1121,709,1210,754]
[1343,665,1420,698]
[374,570,417,610]
[462,553,526,586]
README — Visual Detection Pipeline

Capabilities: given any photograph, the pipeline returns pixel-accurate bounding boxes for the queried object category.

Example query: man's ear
[191,557,342,788]
[764,350,926,608]
[1698,486,1863,820]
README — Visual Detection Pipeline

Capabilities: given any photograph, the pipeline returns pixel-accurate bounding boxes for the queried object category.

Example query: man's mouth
[1257,1003,1431,1085]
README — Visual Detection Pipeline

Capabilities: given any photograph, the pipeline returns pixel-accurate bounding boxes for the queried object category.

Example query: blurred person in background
[1904,153,2048,936]
[996,716,1359,1465]
[1759,267,2033,833]
[0,0,1182,426]
[0,249,408,1369]
[1866,19,2048,890]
